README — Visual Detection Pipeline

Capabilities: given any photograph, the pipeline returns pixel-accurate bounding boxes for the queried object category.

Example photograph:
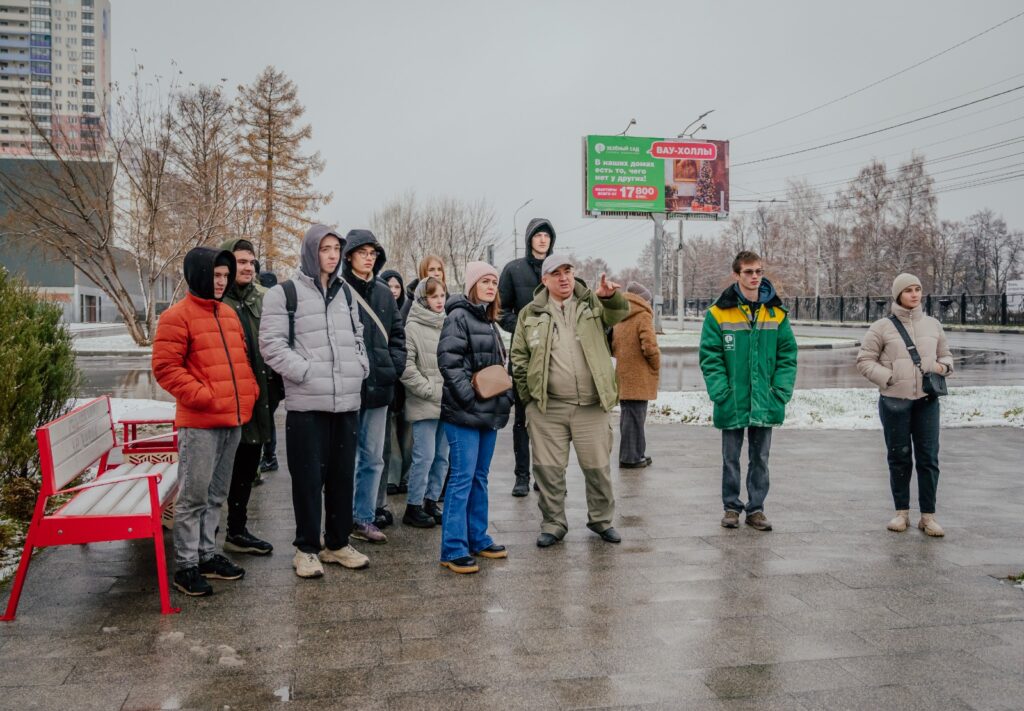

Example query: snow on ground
[72,334,151,353]
[645,386,1024,429]
[71,397,174,421]
[655,330,855,349]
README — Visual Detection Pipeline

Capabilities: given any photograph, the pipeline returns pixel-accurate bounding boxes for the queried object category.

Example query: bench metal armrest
[57,471,164,495]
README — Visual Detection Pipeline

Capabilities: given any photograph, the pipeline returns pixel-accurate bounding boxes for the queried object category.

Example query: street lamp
[512,198,533,260]
[678,109,715,138]
[617,118,637,136]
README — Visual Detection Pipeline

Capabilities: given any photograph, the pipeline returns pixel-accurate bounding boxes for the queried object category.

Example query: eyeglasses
[740,269,764,276]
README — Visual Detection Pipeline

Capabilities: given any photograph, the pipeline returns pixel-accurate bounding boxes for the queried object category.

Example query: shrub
[0,267,79,518]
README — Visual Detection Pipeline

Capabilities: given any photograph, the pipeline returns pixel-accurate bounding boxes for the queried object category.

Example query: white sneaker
[292,550,324,578]
[319,544,369,570]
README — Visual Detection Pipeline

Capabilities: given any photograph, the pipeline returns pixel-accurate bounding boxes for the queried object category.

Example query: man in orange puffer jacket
[153,247,258,598]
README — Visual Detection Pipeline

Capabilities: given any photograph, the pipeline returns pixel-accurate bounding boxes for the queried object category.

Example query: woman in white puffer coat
[857,273,954,537]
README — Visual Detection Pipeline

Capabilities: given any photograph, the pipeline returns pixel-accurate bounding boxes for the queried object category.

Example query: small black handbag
[888,316,948,398]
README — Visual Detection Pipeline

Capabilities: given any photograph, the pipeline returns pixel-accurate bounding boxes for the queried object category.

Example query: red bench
[1,396,181,621]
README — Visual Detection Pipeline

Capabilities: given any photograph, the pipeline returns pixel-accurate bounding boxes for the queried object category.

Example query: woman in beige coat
[612,282,661,468]
[857,273,954,537]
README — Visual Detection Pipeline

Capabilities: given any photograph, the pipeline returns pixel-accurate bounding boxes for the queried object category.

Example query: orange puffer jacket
[153,292,258,429]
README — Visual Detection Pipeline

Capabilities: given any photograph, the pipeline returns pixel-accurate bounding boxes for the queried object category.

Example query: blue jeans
[408,419,449,506]
[353,406,388,525]
[722,426,772,514]
[441,423,496,561]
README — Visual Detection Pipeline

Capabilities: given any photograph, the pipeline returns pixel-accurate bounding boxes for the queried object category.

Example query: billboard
[583,135,729,219]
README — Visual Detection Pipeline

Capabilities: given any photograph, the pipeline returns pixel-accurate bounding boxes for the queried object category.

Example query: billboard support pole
[653,213,665,333]
[676,220,685,329]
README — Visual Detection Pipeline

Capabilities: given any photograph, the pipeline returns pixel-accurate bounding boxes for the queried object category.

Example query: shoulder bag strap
[888,315,925,375]
[349,286,389,344]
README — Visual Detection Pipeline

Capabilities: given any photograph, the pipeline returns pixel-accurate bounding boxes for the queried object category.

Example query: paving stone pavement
[1,423,1022,710]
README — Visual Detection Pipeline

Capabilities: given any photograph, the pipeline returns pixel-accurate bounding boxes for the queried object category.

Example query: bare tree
[370,190,419,278]
[235,66,331,270]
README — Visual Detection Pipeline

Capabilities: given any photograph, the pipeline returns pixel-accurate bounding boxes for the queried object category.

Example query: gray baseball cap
[541,254,575,276]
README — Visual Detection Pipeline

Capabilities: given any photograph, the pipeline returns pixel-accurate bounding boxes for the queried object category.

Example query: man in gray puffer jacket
[260,224,371,579]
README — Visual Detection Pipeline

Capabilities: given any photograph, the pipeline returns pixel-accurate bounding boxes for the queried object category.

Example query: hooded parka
[152,247,258,430]
[401,299,446,422]
[698,279,798,430]
[258,225,369,413]
[340,229,407,410]
[497,218,556,334]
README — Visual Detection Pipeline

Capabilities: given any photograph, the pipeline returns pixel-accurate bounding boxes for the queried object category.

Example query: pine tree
[695,161,715,207]
[235,67,331,269]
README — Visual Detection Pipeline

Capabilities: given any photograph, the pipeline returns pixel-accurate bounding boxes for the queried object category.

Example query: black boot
[402,504,436,528]
[512,474,529,497]
[423,498,443,525]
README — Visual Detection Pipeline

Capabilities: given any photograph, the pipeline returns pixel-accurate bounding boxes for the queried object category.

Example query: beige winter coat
[401,301,445,422]
[856,303,954,400]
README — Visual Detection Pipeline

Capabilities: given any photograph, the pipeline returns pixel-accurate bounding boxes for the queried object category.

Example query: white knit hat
[891,273,922,303]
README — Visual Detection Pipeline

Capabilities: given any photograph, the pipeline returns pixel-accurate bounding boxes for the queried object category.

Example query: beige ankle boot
[887,510,910,532]
[918,514,945,537]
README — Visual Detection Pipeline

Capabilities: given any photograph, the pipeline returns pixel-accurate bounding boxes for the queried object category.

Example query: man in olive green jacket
[511,256,630,547]
[218,238,277,555]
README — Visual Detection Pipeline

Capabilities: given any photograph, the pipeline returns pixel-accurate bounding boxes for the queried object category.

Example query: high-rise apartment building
[0,0,111,155]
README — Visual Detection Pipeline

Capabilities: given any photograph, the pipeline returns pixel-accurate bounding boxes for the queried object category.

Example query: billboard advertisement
[583,135,729,219]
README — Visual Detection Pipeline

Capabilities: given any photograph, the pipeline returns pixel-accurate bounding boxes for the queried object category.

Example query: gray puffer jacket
[259,225,369,413]
[857,302,953,400]
[401,300,445,422]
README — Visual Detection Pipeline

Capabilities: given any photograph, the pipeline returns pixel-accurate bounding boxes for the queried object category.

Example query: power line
[733,84,1024,167]
[730,9,1024,140]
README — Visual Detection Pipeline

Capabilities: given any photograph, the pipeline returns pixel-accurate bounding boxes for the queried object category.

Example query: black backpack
[280,279,357,348]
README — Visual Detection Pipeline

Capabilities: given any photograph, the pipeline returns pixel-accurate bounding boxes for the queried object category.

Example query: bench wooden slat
[58,462,142,516]
[47,404,115,491]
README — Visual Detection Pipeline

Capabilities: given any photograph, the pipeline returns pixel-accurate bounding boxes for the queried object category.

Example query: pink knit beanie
[464,261,498,296]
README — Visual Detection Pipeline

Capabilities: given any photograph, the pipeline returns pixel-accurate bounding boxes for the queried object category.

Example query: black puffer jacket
[497,217,556,334]
[438,295,512,430]
[341,230,407,410]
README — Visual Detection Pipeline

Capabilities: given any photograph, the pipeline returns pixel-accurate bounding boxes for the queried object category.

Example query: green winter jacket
[511,279,630,414]
[698,281,798,430]
[220,238,274,444]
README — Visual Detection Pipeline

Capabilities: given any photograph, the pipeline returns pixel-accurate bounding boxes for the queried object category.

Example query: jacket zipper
[214,303,243,425]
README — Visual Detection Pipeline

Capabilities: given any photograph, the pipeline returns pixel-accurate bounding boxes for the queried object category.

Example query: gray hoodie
[259,225,369,413]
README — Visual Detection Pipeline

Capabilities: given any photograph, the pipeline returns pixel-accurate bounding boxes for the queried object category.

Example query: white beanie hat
[891,273,922,304]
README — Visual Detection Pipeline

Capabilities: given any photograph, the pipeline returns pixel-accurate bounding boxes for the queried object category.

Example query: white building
[0,0,111,156]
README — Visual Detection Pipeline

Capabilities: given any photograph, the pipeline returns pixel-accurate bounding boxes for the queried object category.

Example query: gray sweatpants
[173,426,241,568]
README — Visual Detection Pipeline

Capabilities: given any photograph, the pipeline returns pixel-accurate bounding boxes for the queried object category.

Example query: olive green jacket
[220,239,274,444]
[510,280,630,413]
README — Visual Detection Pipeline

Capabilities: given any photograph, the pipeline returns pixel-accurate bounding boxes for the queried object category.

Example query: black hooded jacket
[378,269,408,318]
[497,217,556,334]
[437,295,512,430]
[185,247,235,299]
[341,229,407,410]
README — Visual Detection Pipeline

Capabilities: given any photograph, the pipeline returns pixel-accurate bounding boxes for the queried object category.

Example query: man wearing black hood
[498,217,555,496]
[341,230,407,544]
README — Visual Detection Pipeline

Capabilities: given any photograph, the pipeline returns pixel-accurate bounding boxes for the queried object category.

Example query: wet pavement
[1,424,1022,709]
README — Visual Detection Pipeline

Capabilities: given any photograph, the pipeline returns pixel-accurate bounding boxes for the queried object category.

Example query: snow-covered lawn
[645,386,1024,429]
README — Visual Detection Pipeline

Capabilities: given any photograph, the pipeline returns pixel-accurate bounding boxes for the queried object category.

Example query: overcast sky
[115,0,1024,272]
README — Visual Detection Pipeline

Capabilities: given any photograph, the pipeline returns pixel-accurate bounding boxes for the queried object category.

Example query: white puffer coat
[401,300,445,422]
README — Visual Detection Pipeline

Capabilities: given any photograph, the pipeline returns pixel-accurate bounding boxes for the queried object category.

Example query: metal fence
[681,294,1024,327]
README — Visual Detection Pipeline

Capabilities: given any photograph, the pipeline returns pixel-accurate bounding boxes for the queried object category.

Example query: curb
[659,340,859,353]
[74,349,152,357]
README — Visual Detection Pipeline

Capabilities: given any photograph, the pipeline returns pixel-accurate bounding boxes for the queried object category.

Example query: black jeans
[286,410,359,553]
[878,395,940,513]
[512,383,531,477]
[227,441,262,535]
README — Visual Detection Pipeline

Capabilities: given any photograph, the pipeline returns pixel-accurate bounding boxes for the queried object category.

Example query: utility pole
[653,213,665,332]
[676,220,685,328]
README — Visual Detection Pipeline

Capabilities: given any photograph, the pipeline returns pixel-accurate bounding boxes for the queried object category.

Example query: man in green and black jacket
[219,238,276,555]
[699,250,797,533]
[511,255,630,548]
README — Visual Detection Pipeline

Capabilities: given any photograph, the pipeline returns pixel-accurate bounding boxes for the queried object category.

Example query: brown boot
[887,510,910,532]
[721,510,740,528]
[918,514,945,537]
[745,511,772,532]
